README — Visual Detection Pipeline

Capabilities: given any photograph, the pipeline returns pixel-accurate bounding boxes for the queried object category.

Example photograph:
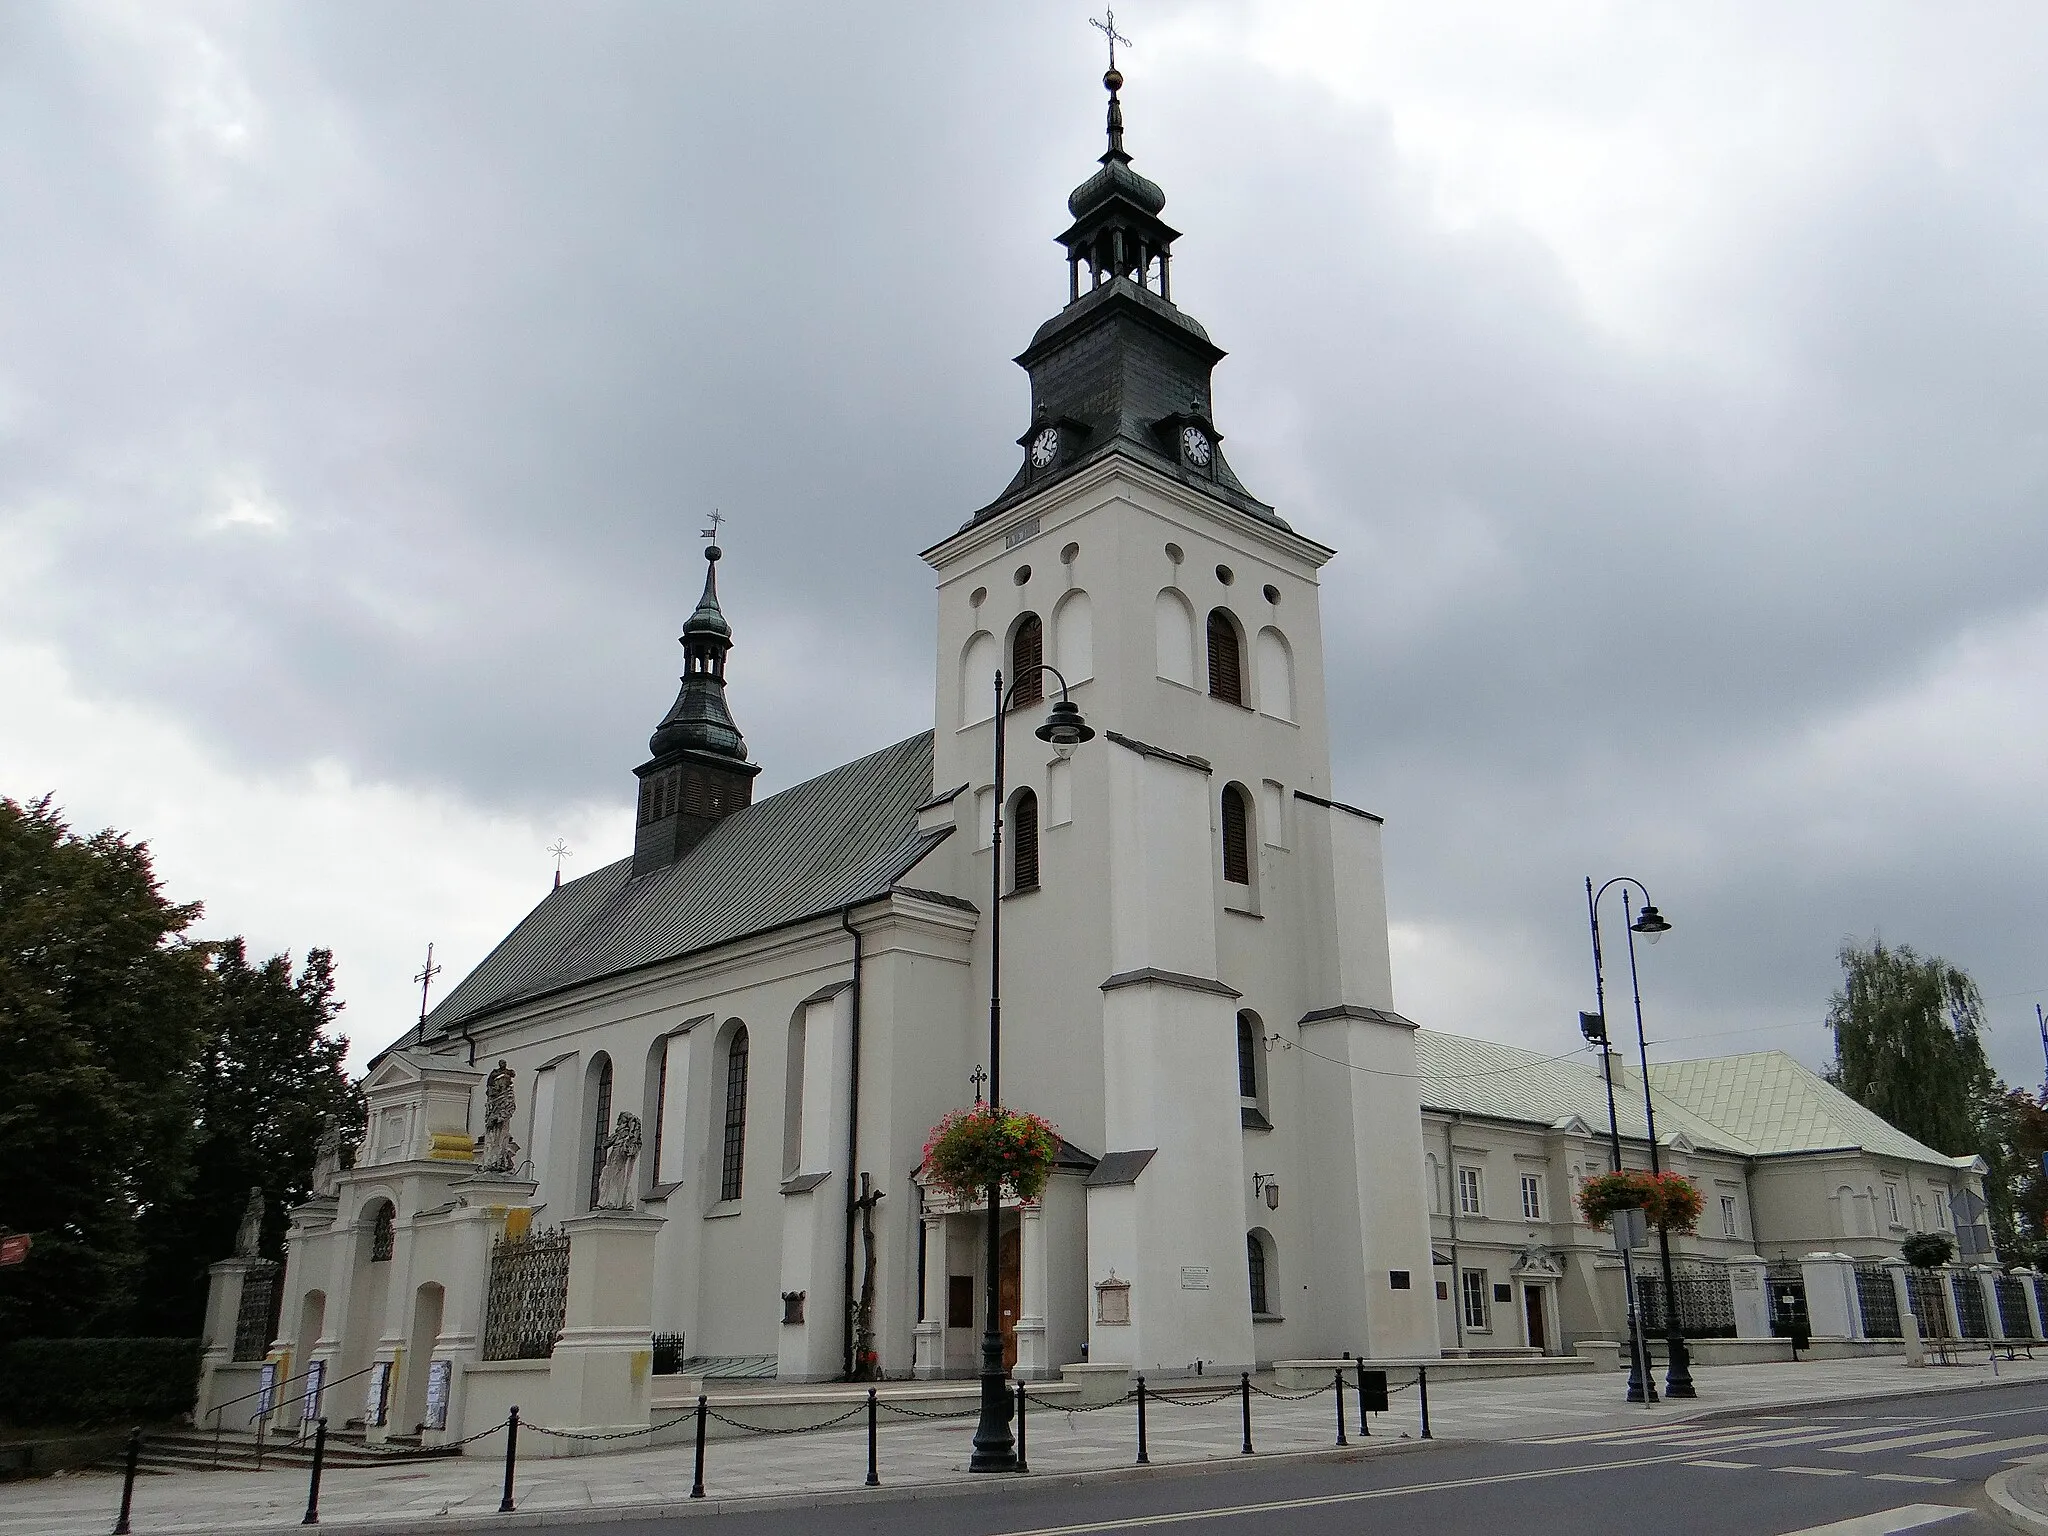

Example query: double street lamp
[1585,876,1693,1401]
[970,665,1093,1474]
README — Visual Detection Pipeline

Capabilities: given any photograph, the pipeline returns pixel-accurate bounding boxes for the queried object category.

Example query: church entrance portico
[914,1191,1065,1381]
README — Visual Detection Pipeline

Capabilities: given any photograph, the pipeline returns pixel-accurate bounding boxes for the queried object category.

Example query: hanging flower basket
[921,1106,1060,1207]
[1576,1170,1704,1234]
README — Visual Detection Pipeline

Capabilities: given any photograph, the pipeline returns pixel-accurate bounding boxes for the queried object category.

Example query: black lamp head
[1579,1011,1608,1044]
[1035,698,1095,759]
[1630,903,1672,944]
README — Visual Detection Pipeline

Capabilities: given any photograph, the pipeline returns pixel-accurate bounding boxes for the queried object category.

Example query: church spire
[631,540,761,877]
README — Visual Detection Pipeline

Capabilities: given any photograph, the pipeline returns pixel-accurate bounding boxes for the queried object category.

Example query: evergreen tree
[0,797,209,1341]
[1826,938,1992,1156]
[128,942,364,1336]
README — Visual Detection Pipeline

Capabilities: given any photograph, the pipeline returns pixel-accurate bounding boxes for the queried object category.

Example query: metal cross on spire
[413,942,442,1028]
[970,1065,989,1105]
[700,508,725,543]
[547,839,573,889]
[1091,8,1131,71]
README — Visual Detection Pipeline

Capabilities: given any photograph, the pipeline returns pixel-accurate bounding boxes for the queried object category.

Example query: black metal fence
[1854,1265,1901,1339]
[1905,1268,1950,1338]
[1995,1275,2032,1338]
[233,1264,281,1363]
[1634,1263,1737,1338]
[1951,1272,1989,1339]
[652,1334,687,1375]
[481,1227,570,1362]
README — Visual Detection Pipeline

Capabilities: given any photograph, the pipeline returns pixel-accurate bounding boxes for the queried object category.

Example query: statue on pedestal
[309,1118,345,1198]
[593,1112,643,1210]
[478,1060,521,1173]
[234,1186,265,1260]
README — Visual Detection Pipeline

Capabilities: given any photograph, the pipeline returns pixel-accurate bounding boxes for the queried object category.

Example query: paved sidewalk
[9,1356,2048,1536]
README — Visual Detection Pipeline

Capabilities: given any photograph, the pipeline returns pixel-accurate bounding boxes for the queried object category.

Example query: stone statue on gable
[234,1186,265,1260]
[309,1118,345,1198]
[477,1060,521,1173]
[593,1111,643,1210]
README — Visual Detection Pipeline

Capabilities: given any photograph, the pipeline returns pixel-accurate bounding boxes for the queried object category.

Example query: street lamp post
[1586,876,1693,1400]
[1580,1010,1655,1406]
[970,665,1093,1474]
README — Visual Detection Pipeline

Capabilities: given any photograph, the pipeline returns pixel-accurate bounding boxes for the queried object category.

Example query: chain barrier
[703,1401,869,1436]
[874,1400,985,1421]
[1021,1389,1135,1413]
[524,1407,701,1443]
[1146,1389,1238,1407]
[1248,1380,1334,1401]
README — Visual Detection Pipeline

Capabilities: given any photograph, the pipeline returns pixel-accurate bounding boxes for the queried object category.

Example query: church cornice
[921,453,1335,571]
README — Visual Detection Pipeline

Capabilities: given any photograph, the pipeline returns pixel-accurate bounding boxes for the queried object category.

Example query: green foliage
[0,796,361,1342]
[920,1107,1061,1206]
[0,797,210,1342]
[1826,938,1991,1157]
[1975,1083,2048,1268]
[0,1338,201,1426]
[1900,1231,1955,1270]
[1575,1170,1705,1234]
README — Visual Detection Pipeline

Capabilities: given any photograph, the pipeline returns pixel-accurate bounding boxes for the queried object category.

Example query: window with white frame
[1931,1186,1949,1229]
[1460,1269,1489,1331]
[1885,1185,1902,1226]
[1520,1174,1543,1220]
[1458,1166,1483,1217]
[1721,1195,1739,1237]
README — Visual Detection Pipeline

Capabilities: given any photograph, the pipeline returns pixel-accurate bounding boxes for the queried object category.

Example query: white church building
[233,68,1443,1444]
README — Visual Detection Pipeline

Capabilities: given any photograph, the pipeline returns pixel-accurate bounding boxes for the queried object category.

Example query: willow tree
[1826,938,1991,1156]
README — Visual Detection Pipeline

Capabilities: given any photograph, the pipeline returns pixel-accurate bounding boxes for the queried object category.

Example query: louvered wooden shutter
[1207,611,1242,704]
[1012,790,1040,891]
[1222,785,1250,885]
[1012,615,1044,706]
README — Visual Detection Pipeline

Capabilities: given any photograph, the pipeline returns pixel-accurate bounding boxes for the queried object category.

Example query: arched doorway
[399,1284,444,1435]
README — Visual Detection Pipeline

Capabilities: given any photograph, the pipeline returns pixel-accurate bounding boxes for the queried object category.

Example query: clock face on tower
[1181,425,1212,467]
[1030,426,1060,468]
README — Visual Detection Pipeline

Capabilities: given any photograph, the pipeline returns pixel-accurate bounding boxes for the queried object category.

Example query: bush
[0,1339,201,1427]
[1901,1232,1955,1270]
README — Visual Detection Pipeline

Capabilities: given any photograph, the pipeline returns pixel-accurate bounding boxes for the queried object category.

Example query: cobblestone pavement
[7,1356,2046,1536]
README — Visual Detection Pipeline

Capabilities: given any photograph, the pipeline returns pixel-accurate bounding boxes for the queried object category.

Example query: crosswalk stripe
[1918,1433,2048,1460]
[1769,1506,1969,1535]
[1826,1430,1981,1455]
[1868,1474,1954,1486]
[1685,1458,1758,1469]
[1778,1465,1857,1476]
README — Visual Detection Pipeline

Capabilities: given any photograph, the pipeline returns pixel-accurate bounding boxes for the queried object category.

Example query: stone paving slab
[9,1356,2048,1536]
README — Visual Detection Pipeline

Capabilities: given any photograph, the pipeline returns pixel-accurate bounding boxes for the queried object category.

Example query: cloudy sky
[6,2,2046,1088]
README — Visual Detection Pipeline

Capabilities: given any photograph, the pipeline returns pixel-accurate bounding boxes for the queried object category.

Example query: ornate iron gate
[481,1226,570,1361]
[1905,1268,1950,1338]
[1995,1275,2031,1338]
[233,1262,281,1362]
[1951,1272,1989,1338]
[1766,1260,1808,1337]
[1854,1265,1901,1339]
[1635,1263,1737,1338]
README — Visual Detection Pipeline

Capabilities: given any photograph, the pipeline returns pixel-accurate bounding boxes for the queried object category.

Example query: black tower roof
[966,67,1283,532]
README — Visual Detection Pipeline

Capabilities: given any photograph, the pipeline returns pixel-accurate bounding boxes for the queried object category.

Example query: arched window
[1207,610,1243,704]
[1236,1012,1259,1101]
[1052,590,1093,682]
[1154,590,1196,686]
[1011,788,1040,892]
[1247,1233,1270,1315]
[1221,785,1251,886]
[783,1012,808,1179]
[369,1201,395,1263]
[720,1026,750,1202]
[1011,614,1043,706]
[1256,627,1295,721]
[587,1054,613,1210]
[961,632,997,726]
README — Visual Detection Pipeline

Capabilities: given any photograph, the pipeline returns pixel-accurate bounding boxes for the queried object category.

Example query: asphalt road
[562,1379,2048,1536]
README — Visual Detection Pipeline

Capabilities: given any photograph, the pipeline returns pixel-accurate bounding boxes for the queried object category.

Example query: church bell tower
[631,544,761,876]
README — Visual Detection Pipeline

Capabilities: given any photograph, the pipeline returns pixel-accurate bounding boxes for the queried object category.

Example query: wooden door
[998,1228,1021,1372]
[1523,1285,1547,1352]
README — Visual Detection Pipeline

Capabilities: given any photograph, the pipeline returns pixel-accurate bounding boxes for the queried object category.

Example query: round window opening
[1013,565,1031,586]
[1060,542,1080,565]
[1263,583,1281,605]
[1165,542,1184,565]
[969,587,987,608]
[1216,564,1235,586]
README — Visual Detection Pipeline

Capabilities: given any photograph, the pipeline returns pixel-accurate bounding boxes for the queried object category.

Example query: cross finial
[413,942,442,1028]
[1091,8,1130,73]
[547,839,572,889]
[970,1065,989,1105]
[700,509,725,543]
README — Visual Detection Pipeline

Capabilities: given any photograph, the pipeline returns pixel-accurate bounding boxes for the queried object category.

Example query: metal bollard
[1334,1369,1348,1446]
[499,1406,519,1513]
[690,1394,708,1499]
[1355,1360,1369,1437]
[301,1418,328,1525]
[113,1427,142,1535]
[1418,1366,1432,1440]
[1015,1382,1029,1474]
[1240,1371,1253,1455]
[1135,1374,1149,1465]
[866,1388,880,1488]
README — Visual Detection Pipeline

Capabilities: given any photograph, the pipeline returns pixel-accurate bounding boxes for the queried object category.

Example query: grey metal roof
[425,732,950,1034]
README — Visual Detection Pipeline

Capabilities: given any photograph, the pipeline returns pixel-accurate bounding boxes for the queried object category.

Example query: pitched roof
[1414,1029,1966,1167]
[423,732,950,1035]
[1646,1052,1972,1166]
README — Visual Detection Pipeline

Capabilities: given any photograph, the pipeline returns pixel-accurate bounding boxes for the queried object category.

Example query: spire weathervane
[700,508,725,545]
[413,942,442,1029]
[1090,8,1130,72]
[548,839,573,889]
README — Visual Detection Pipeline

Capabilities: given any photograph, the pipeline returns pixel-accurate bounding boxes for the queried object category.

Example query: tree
[0,797,210,1341]
[1826,938,1993,1157]
[128,941,364,1336]
[1901,1231,1955,1270]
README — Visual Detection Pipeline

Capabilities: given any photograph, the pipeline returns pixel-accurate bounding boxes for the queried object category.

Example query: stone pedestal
[1727,1257,1770,1339]
[196,1258,266,1422]
[539,1212,660,1452]
[1012,1202,1052,1380]
[913,1215,946,1379]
